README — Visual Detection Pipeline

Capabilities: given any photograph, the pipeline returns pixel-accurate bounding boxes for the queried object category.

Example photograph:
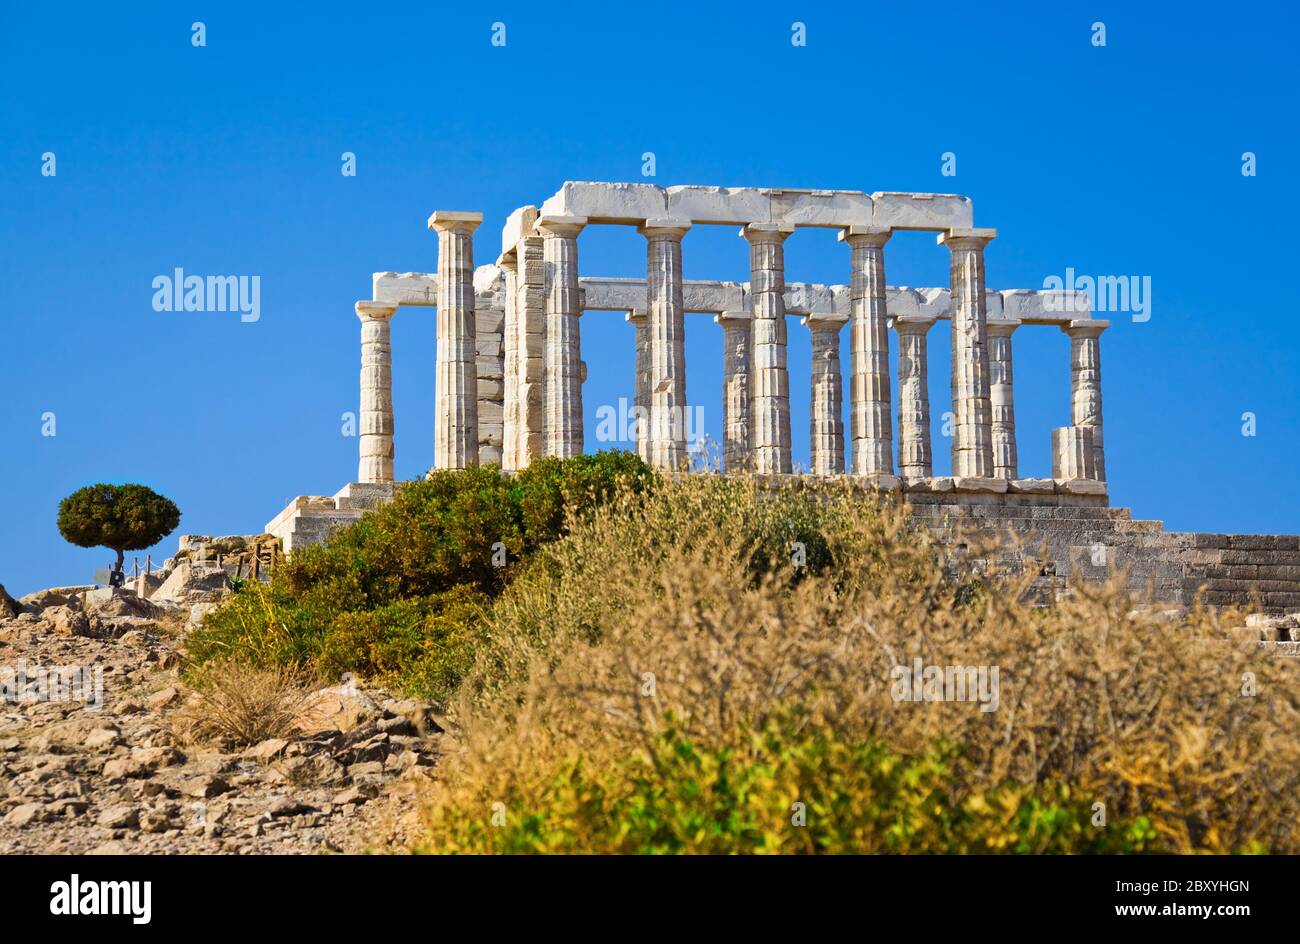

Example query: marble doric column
[806,318,845,475]
[429,211,482,470]
[355,301,398,484]
[1063,319,1108,480]
[499,251,520,470]
[715,309,750,471]
[742,223,793,474]
[625,308,650,461]
[839,226,893,477]
[515,231,546,467]
[536,215,587,458]
[640,219,691,469]
[893,316,935,479]
[987,318,1021,480]
[938,228,997,479]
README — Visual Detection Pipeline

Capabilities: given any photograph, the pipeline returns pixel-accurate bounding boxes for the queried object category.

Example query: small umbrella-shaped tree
[57,484,181,583]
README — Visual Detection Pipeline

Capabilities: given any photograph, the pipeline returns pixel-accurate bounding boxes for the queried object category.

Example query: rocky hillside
[0,581,442,854]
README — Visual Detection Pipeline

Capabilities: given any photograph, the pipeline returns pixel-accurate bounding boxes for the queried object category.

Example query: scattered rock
[112,698,146,717]
[249,738,289,764]
[43,605,90,638]
[268,797,317,818]
[178,775,231,799]
[102,756,151,780]
[138,808,173,833]
[96,804,139,829]
[333,783,378,806]
[83,727,121,750]
[147,686,180,711]
[4,803,45,827]
[296,686,382,734]
[85,589,162,621]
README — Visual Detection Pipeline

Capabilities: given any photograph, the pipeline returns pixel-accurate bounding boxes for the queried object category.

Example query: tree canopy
[57,484,181,569]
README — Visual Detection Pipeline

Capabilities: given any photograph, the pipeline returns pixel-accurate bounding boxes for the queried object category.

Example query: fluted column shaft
[840,226,893,476]
[1064,320,1108,480]
[626,309,650,461]
[499,253,520,471]
[894,318,934,478]
[516,233,546,467]
[940,228,997,478]
[807,319,845,475]
[430,211,483,470]
[641,220,691,469]
[987,319,1020,480]
[355,301,397,484]
[742,224,793,474]
[716,310,750,471]
[537,215,587,458]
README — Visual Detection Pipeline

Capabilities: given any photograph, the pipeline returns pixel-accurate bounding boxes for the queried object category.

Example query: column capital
[837,224,892,247]
[986,317,1023,337]
[891,315,938,335]
[428,210,484,234]
[625,308,647,325]
[715,309,750,325]
[937,227,997,250]
[739,221,794,242]
[1061,319,1110,338]
[638,218,692,239]
[802,315,845,333]
[535,214,588,237]
[356,300,398,321]
[496,248,518,272]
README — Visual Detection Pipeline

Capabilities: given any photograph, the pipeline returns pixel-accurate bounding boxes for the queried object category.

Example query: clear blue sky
[2,1,1297,596]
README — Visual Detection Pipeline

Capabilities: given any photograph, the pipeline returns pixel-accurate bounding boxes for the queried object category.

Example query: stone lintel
[501,205,540,254]
[540,182,974,230]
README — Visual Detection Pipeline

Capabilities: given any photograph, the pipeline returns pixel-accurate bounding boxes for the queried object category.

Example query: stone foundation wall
[265,478,1300,614]
[909,493,1300,613]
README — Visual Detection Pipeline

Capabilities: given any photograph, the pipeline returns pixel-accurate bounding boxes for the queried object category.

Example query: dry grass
[417,475,1300,854]
[174,658,308,747]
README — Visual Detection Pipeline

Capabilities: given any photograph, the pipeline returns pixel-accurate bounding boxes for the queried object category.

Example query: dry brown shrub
[425,475,1300,853]
[175,658,308,747]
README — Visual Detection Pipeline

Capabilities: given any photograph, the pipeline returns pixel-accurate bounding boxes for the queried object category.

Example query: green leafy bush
[187,452,655,700]
[417,713,1162,854]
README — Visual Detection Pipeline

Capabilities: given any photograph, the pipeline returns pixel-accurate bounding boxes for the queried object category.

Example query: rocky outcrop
[0,585,18,621]
[0,595,435,854]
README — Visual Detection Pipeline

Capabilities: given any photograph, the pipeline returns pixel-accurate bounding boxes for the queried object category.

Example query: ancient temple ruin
[267,181,1300,614]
